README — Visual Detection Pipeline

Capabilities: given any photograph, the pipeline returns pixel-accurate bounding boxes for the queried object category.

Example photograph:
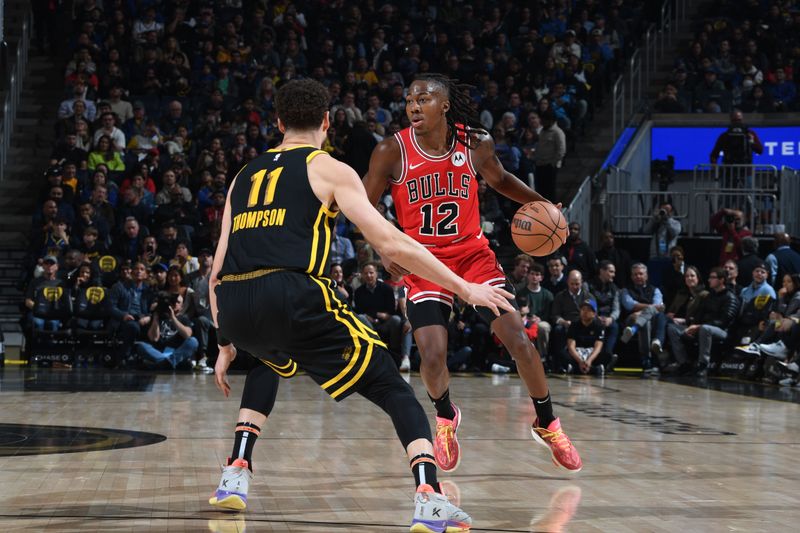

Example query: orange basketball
[511,201,569,257]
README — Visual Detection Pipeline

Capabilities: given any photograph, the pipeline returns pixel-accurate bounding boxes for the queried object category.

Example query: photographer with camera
[135,291,198,369]
[643,201,682,289]
[711,208,752,265]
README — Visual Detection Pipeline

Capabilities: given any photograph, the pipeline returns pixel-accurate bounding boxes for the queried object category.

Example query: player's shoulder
[374,134,402,158]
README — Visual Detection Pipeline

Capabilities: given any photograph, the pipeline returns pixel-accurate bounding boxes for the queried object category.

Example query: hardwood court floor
[0,368,798,532]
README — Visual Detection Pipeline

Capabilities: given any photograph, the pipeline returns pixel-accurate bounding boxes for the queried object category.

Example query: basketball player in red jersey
[363,74,582,473]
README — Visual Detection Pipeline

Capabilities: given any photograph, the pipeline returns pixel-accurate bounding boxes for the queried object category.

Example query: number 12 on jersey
[419,202,459,236]
[247,167,284,207]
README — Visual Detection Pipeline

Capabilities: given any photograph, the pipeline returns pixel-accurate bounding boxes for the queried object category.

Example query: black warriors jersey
[219,145,336,277]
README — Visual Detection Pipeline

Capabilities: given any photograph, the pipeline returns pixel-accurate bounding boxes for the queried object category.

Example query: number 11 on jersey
[247,167,284,207]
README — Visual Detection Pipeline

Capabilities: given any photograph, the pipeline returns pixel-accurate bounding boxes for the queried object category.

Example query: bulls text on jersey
[405,171,471,204]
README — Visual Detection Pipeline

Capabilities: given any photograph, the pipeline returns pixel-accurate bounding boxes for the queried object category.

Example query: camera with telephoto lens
[658,208,667,217]
[724,214,736,224]
[155,292,174,315]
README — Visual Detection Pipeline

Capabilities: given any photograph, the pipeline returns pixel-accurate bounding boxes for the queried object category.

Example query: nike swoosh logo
[409,162,425,170]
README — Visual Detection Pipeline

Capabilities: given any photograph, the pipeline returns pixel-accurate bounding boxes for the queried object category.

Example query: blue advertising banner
[651,126,800,170]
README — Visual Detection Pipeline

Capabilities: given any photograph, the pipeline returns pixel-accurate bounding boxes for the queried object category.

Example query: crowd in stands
[25,1,800,385]
[655,1,800,113]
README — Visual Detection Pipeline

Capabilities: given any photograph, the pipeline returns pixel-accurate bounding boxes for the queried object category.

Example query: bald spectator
[550,269,595,372]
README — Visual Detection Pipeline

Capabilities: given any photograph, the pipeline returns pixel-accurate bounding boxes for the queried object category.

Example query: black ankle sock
[531,393,555,428]
[229,421,260,471]
[410,453,440,492]
[429,389,456,419]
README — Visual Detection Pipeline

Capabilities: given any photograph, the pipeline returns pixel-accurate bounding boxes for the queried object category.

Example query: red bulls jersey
[391,126,482,248]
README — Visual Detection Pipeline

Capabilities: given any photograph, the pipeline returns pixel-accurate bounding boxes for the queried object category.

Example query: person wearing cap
[740,261,777,304]
[566,299,608,376]
[24,255,66,332]
[666,267,740,377]
[150,263,169,291]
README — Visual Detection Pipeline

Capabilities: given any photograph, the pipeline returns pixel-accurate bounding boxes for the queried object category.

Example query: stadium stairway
[559,0,708,204]
[0,1,65,360]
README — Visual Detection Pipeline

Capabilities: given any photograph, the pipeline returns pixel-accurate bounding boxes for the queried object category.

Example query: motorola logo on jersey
[405,172,471,204]
[451,152,466,167]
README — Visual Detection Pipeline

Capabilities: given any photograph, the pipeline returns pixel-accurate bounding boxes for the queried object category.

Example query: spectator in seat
[590,260,621,366]
[72,202,110,247]
[665,265,707,329]
[532,109,566,204]
[78,226,106,261]
[560,221,596,278]
[24,256,63,330]
[662,246,686,309]
[50,132,88,169]
[737,236,762,288]
[135,291,198,370]
[186,248,215,369]
[566,299,609,376]
[711,208,751,265]
[737,273,800,361]
[89,184,116,231]
[741,261,777,304]
[109,261,154,363]
[620,263,667,376]
[88,135,126,172]
[158,223,180,261]
[353,262,403,365]
[768,68,796,111]
[550,269,594,372]
[92,113,126,153]
[170,241,199,275]
[665,267,740,376]
[543,255,568,295]
[330,232,356,271]
[113,217,146,263]
[516,263,554,361]
[117,187,151,229]
[509,253,534,289]
[595,230,632,288]
[765,233,800,290]
[723,259,743,297]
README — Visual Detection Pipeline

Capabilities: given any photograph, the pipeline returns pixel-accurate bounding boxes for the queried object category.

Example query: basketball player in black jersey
[208,79,513,532]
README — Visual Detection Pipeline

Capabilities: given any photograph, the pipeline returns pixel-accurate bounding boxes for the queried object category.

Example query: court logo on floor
[0,423,166,456]
[556,403,736,435]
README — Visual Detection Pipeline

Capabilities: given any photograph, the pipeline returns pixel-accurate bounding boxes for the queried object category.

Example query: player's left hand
[460,283,515,316]
[215,344,237,397]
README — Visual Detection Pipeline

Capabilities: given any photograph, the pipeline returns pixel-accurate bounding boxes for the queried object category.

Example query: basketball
[511,201,569,256]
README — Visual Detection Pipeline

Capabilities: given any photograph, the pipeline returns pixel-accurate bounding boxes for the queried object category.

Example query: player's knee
[506,333,537,363]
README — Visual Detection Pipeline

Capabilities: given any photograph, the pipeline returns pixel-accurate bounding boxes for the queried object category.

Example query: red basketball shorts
[405,238,506,307]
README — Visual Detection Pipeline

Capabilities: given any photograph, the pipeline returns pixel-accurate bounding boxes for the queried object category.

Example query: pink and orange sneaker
[531,418,582,472]
[433,404,462,472]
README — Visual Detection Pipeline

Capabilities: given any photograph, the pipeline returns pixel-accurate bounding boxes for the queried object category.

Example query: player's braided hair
[414,73,487,150]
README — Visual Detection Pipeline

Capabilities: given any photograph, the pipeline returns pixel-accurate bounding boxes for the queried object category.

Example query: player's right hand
[460,283,514,316]
[215,344,237,397]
